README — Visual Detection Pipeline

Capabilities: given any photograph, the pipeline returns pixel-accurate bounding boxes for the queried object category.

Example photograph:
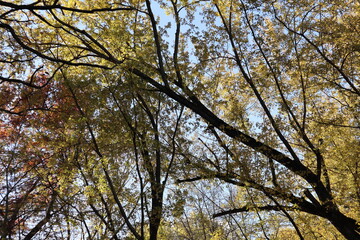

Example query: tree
[0,0,359,239]
[0,86,64,240]
[59,69,185,239]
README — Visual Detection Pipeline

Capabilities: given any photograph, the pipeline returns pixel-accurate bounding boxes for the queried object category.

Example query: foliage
[0,0,359,239]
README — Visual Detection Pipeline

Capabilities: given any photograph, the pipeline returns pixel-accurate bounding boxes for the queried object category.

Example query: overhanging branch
[213,205,299,218]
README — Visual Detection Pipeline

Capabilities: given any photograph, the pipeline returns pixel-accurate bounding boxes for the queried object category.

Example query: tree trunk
[327,211,360,240]
[149,188,163,240]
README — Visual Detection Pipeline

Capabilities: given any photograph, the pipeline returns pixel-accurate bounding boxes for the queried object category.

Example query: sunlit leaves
[1,0,359,239]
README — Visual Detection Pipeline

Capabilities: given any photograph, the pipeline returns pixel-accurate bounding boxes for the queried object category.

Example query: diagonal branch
[129,68,332,205]
[0,1,137,14]
[23,191,57,240]
[0,22,112,69]
[177,172,322,217]
[213,204,299,218]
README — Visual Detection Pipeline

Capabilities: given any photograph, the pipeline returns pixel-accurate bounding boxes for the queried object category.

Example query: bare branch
[213,204,299,218]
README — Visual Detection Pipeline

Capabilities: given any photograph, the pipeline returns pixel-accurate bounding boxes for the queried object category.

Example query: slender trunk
[149,185,163,240]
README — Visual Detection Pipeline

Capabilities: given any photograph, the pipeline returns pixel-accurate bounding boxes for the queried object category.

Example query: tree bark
[149,189,163,240]
[327,211,360,240]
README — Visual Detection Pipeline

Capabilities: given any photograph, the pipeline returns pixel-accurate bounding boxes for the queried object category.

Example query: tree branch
[213,204,299,218]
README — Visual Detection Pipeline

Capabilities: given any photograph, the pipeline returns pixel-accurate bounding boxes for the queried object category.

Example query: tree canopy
[0,0,359,239]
